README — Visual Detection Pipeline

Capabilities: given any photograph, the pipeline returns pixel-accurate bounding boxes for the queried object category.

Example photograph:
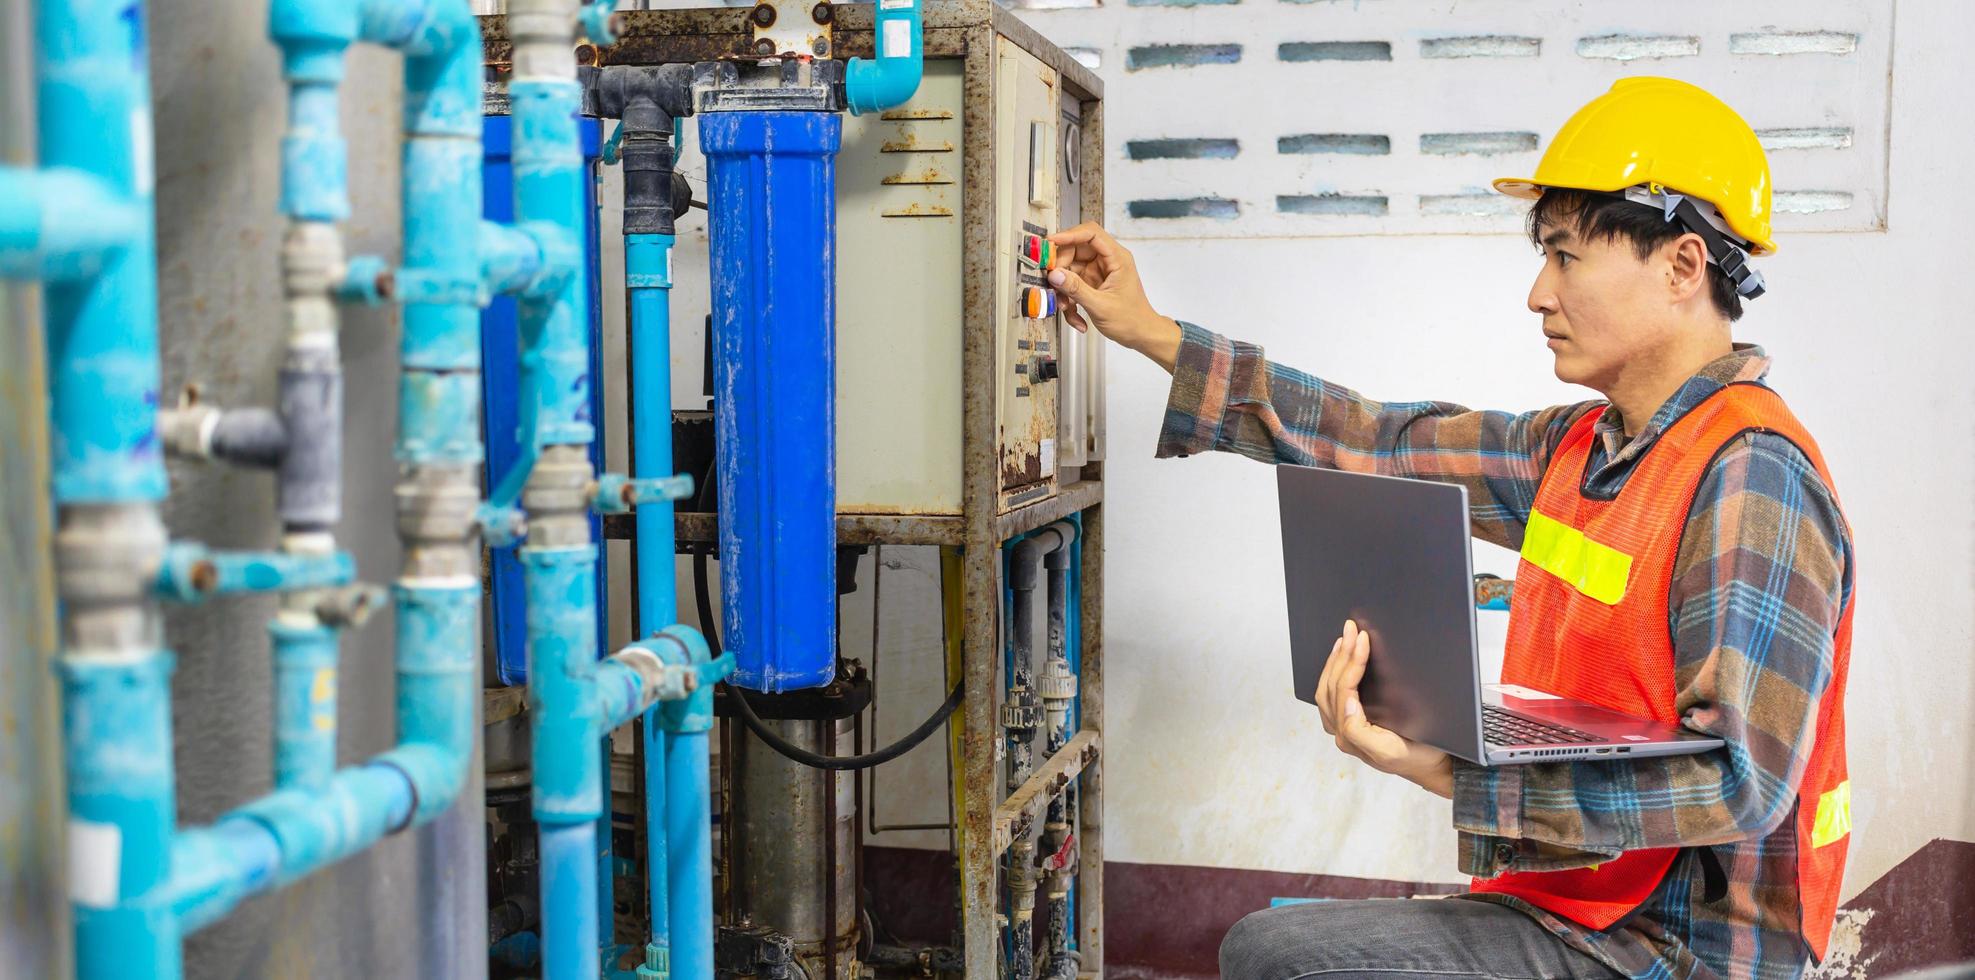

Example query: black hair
[1526,187,1744,322]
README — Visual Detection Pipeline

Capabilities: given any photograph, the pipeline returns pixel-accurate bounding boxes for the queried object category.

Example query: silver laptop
[1277,465,1723,765]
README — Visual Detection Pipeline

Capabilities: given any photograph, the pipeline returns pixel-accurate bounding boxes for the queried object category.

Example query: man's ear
[1665,232,1710,306]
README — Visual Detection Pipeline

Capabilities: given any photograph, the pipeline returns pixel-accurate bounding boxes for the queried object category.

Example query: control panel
[993,39,1062,508]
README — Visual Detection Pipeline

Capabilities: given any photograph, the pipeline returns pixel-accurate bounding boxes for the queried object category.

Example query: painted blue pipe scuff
[845,0,925,115]
[38,0,167,506]
[0,166,145,281]
[700,111,843,693]
[627,229,677,976]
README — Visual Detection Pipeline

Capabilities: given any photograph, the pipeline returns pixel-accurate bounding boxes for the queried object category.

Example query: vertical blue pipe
[270,618,338,789]
[63,653,179,980]
[544,822,602,980]
[663,730,712,980]
[627,230,677,974]
[41,0,172,975]
[698,111,842,693]
[39,0,166,505]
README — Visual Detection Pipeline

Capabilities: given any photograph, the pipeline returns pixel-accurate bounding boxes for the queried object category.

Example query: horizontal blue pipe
[154,544,355,602]
[0,166,145,281]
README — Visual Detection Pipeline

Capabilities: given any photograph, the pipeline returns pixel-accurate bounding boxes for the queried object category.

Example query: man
[1046,78,1855,980]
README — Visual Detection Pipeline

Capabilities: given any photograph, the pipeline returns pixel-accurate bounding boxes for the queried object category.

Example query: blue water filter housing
[699,110,843,692]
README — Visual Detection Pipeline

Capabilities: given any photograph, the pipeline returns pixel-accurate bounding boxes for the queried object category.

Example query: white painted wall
[1047,0,1975,896]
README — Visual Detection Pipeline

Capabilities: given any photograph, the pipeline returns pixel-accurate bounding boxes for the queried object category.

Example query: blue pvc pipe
[543,821,602,980]
[511,79,595,445]
[0,166,144,281]
[62,650,179,978]
[270,618,339,789]
[699,111,842,693]
[653,625,724,980]
[845,0,924,116]
[627,230,677,972]
[663,732,713,980]
[38,0,167,505]
[154,544,355,602]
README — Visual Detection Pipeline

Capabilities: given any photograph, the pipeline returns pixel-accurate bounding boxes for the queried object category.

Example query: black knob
[1033,357,1060,382]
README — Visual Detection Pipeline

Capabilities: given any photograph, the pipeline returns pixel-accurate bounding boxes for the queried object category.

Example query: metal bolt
[373,267,396,301]
[812,37,829,56]
[750,2,776,26]
[189,561,218,594]
[811,2,832,24]
[575,43,598,66]
[752,38,778,56]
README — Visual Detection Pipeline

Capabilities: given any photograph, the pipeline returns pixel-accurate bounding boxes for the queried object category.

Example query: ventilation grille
[1009,0,1893,240]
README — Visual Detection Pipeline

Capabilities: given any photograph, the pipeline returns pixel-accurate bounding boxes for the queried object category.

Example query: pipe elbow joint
[1,166,145,282]
[653,625,732,734]
[844,0,924,117]
[359,0,476,58]
[376,742,469,826]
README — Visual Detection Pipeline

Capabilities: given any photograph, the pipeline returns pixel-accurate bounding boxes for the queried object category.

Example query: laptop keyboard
[1482,706,1601,746]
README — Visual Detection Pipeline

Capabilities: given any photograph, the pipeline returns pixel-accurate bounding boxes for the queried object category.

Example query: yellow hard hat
[1495,77,1776,255]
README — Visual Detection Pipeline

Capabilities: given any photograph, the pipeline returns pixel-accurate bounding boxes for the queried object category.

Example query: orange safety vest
[1469,383,1854,957]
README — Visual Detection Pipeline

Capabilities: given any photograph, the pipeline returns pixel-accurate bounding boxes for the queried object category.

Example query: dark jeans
[1219,897,1623,980]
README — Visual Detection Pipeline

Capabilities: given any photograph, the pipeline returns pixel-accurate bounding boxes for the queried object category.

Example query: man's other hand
[1315,620,1456,799]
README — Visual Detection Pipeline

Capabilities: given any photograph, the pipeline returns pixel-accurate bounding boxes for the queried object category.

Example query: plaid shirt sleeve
[1454,431,1850,875]
[1157,322,1601,552]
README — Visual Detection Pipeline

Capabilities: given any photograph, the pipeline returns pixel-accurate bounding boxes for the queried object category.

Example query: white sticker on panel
[68,818,122,909]
[1040,437,1057,473]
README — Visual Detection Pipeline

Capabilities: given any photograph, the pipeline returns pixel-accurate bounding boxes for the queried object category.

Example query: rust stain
[880,136,955,154]
[880,108,956,121]
[881,169,954,186]
[880,204,954,218]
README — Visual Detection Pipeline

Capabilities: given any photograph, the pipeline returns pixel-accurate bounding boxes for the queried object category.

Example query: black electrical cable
[693,543,963,772]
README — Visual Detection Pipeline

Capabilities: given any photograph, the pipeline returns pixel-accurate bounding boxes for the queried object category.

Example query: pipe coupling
[282,221,345,298]
[396,465,483,577]
[55,505,169,605]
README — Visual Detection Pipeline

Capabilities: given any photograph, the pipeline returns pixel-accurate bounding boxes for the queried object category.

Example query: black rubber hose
[695,540,964,772]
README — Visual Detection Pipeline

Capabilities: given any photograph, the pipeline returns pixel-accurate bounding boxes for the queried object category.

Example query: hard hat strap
[1607,185,1767,300]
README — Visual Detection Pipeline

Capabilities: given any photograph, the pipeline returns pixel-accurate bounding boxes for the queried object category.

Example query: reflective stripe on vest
[1811,779,1852,848]
[1521,510,1634,605]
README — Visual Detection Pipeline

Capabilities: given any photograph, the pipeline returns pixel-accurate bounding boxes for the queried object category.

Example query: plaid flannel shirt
[1159,323,1852,980]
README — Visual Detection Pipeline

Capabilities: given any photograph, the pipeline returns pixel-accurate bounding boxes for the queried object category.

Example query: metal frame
[483,4,1107,973]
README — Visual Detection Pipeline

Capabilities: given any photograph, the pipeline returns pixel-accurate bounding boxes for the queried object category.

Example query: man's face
[1526,222,1677,392]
